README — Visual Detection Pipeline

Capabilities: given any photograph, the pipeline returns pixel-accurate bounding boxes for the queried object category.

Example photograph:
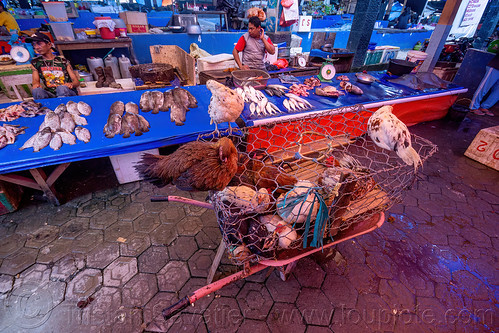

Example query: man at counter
[27,32,79,99]
[0,3,19,35]
[232,16,275,71]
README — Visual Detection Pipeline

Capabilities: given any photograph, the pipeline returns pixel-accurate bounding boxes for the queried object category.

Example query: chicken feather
[206,80,244,134]
[367,105,421,171]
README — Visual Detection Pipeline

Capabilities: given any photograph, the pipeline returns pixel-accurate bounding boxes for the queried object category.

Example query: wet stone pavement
[0,114,498,332]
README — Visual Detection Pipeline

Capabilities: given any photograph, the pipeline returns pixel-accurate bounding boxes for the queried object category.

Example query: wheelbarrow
[151,195,385,321]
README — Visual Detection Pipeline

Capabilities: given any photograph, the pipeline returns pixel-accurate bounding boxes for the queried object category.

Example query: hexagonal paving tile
[183,204,207,217]
[66,268,102,300]
[237,282,273,320]
[150,224,177,246]
[119,181,140,195]
[50,253,85,282]
[265,270,301,303]
[293,257,326,288]
[188,249,215,278]
[296,288,334,326]
[356,293,395,332]
[118,203,145,221]
[46,206,75,226]
[168,313,207,333]
[104,221,133,242]
[37,239,73,264]
[365,252,397,280]
[179,278,214,313]
[122,273,158,307]
[322,273,359,309]
[132,213,160,233]
[81,286,122,327]
[267,302,306,333]
[25,225,60,249]
[76,199,106,218]
[345,263,379,294]
[168,236,198,261]
[159,205,185,224]
[103,257,138,287]
[13,263,51,290]
[108,194,131,210]
[0,233,26,258]
[330,306,371,333]
[204,297,242,333]
[86,242,120,269]
[71,229,104,254]
[199,210,219,228]
[157,261,190,292]
[89,209,119,230]
[138,245,169,274]
[379,279,415,312]
[142,200,169,214]
[195,226,221,250]
[143,292,178,333]
[0,247,38,275]
[59,218,89,239]
[176,216,203,236]
[0,274,13,293]
[237,319,270,333]
[120,232,151,257]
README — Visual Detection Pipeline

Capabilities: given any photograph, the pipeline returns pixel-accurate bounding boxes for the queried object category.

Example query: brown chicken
[136,138,238,191]
[234,149,297,195]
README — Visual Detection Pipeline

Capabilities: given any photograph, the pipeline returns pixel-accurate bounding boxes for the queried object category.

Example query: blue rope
[277,185,330,249]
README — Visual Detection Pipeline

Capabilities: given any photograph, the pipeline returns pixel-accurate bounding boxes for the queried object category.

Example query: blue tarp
[240,72,464,125]
[0,85,231,174]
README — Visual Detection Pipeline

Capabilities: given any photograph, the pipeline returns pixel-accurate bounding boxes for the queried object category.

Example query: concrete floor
[0,110,497,332]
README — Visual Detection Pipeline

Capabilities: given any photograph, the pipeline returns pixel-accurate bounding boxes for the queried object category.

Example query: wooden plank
[207,239,226,284]
[464,125,499,171]
[29,168,61,206]
[269,135,353,164]
[343,189,390,220]
[46,162,71,187]
[0,174,42,190]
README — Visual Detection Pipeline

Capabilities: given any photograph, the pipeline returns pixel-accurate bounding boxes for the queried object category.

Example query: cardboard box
[109,148,159,184]
[119,11,148,33]
[0,181,23,215]
[150,45,196,86]
[464,125,499,171]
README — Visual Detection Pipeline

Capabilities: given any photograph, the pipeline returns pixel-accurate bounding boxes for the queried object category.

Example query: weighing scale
[317,58,336,82]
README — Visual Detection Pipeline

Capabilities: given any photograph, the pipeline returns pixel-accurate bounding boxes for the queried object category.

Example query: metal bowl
[356,73,376,84]
[186,24,201,35]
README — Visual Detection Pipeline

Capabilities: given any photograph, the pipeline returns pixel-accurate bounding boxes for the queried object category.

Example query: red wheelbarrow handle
[162,296,191,320]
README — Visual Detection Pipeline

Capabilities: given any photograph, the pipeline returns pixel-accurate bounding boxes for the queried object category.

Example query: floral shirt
[31,56,72,94]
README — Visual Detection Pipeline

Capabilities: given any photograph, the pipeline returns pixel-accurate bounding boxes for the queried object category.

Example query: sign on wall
[298,15,312,32]
[460,0,489,27]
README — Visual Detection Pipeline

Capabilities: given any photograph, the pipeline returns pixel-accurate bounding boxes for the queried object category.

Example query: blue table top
[0,85,229,174]
[239,71,466,126]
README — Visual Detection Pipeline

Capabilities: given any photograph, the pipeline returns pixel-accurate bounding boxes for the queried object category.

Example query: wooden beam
[46,163,71,187]
[29,168,61,206]
[0,174,42,190]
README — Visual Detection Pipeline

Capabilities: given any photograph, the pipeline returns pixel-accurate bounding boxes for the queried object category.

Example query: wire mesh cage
[204,104,437,265]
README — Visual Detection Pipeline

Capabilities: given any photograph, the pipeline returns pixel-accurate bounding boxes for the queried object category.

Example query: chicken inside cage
[209,104,437,265]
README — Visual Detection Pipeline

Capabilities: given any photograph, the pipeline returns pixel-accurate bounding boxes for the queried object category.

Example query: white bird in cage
[206,80,244,134]
[367,105,422,170]
[259,215,298,249]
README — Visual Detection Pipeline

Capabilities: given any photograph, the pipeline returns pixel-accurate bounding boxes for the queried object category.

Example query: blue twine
[277,185,330,249]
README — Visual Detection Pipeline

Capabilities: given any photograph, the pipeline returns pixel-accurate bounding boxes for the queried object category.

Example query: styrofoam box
[109,148,158,184]
[198,53,236,72]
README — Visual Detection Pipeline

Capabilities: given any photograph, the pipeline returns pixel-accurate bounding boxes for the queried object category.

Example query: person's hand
[64,82,73,89]
[259,28,265,40]
[241,64,250,70]
[32,84,41,89]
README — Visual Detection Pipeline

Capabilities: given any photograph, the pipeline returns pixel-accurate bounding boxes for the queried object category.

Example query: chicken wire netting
[203,104,437,265]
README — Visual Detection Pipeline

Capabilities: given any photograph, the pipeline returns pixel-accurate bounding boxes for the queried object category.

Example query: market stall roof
[0,86,231,174]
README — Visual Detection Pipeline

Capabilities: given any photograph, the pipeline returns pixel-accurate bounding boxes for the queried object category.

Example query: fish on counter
[136,114,150,134]
[77,102,92,116]
[0,124,27,150]
[340,81,363,95]
[151,91,164,114]
[0,101,48,122]
[125,102,139,114]
[56,129,77,145]
[75,126,91,143]
[110,101,125,116]
[59,112,76,133]
[139,91,153,112]
[104,113,122,138]
[44,111,61,131]
[315,85,344,98]
[121,113,142,138]
[164,88,198,126]
[54,103,67,115]
[32,127,53,152]
[49,133,63,151]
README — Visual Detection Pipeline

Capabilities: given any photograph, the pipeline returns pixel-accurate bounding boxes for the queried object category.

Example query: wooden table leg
[29,168,61,206]
[207,239,226,284]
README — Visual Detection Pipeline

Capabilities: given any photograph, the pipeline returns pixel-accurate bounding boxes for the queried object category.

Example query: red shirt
[234,35,272,53]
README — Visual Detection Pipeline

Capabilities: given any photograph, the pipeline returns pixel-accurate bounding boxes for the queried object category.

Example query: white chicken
[367,105,421,171]
[206,80,244,134]
[213,185,271,214]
